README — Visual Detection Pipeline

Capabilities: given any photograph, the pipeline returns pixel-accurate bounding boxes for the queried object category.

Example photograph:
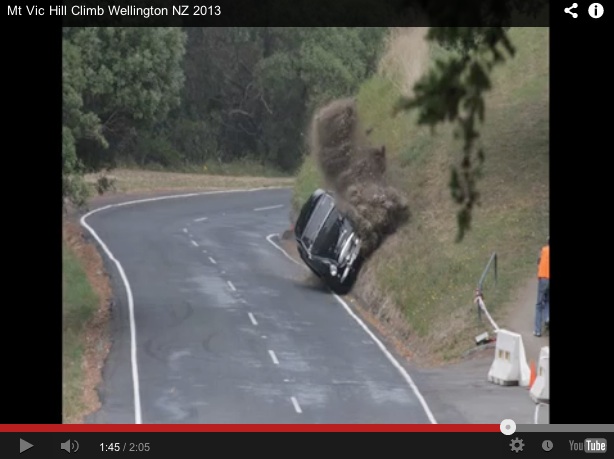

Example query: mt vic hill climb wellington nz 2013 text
[7,5,221,17]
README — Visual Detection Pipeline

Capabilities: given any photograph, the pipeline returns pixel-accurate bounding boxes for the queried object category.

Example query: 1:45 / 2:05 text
[101,443,151,452]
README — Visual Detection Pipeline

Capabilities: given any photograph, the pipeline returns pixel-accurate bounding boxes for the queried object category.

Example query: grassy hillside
[63,241,99,422]
[292,27,549,363]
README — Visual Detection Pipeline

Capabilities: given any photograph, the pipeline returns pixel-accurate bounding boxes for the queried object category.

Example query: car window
[301,195,334,246]
[295,203,309,235]
[296,192,318,234]
[314,206,342,253]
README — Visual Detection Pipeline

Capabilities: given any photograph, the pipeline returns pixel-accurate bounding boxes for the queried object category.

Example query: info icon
[588,3,604,18]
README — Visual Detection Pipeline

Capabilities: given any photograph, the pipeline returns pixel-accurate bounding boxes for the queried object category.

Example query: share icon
[565,3,578,18]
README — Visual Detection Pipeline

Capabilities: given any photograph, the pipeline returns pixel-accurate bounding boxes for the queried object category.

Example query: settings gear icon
[510,437,524,453]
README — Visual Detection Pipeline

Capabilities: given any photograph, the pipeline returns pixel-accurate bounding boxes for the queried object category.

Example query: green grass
[63,242,99,422]
[292,155,322,213]
[292,27,549,362]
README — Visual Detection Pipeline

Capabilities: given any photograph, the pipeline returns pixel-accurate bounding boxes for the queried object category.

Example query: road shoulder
[62,217,113,423]
[278,230,548,424]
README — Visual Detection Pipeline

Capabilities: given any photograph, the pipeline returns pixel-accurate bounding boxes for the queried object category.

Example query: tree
[391,2,547,241]
[61,27,387,203]
[62,27,186,205]
[254,27,386,170]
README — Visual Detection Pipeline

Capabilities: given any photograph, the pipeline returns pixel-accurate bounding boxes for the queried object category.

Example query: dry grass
[84,168,294,195]
[62,220,112,423]
[292,27,549,365]
[377,27,430,98]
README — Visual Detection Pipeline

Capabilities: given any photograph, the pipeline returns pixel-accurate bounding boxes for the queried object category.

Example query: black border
[5,21,63,423]
[550,5,611,425]
[5,1,613,426]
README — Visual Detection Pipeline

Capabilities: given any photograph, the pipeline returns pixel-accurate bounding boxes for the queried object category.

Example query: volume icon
[60,439,79,453]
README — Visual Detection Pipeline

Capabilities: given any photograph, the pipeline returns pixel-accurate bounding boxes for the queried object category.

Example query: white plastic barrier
[488,329,531,386]
[530,346,549,403]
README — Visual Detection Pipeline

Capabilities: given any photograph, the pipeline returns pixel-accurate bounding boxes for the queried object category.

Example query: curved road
[82,188,435,424]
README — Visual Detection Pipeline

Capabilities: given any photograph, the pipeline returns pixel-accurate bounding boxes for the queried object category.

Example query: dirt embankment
[308,97,410,258]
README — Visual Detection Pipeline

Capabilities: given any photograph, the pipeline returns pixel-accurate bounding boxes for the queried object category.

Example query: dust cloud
[308,97,409,258]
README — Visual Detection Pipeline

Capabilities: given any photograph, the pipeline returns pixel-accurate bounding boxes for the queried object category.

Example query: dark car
[294,188,363,294]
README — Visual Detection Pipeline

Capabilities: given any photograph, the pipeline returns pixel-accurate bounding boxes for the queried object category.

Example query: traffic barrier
[487,329,531,386]
[528,360,536,388]
[530,346,549,403]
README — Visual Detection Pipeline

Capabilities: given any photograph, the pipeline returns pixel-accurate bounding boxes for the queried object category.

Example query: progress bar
[516,424,614,432]
[501,419,613,433]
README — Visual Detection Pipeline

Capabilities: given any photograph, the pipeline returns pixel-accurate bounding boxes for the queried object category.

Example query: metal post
[476,252,497,326]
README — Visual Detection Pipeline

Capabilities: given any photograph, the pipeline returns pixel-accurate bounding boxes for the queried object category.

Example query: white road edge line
[268,349,279,365]
[227,280,236,291]
[191,240,199,247]
[265,233,438,424]
[78,187,290,425]
[208,256,216,264]
[248,312,258,326]
[291,396,302,414]
[254,204,284,211]
[80,216,143,425]
[194,217,208,222]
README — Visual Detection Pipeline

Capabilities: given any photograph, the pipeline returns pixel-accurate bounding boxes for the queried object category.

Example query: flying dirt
[309,97,410,258]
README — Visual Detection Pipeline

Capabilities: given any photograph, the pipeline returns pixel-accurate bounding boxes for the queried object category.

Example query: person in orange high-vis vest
[534,236,549,336]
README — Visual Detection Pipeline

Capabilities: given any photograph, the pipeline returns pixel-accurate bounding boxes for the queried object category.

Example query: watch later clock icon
[542,440,554,451]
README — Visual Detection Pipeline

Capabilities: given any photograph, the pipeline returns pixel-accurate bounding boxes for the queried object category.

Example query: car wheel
[327,272,353,295]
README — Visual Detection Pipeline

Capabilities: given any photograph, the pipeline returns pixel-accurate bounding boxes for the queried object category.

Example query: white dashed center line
[183,228,188,233]
[208,257,216,264]
[290,396,302,414]
[268,350,279,365]
[248,312,258,326]
[194,217,208,222]
[190,240,199,247]
[227,280,236,291]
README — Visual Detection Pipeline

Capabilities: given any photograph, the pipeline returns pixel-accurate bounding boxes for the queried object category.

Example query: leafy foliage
[62,27,186,206]
[62,27,386,207]
[393,27,516,241]
[62,25,541,241]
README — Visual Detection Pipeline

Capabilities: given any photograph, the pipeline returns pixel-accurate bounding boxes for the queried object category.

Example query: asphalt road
[83,188,435,424]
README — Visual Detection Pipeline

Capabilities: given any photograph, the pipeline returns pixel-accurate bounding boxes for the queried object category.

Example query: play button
[20,439,33,453]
